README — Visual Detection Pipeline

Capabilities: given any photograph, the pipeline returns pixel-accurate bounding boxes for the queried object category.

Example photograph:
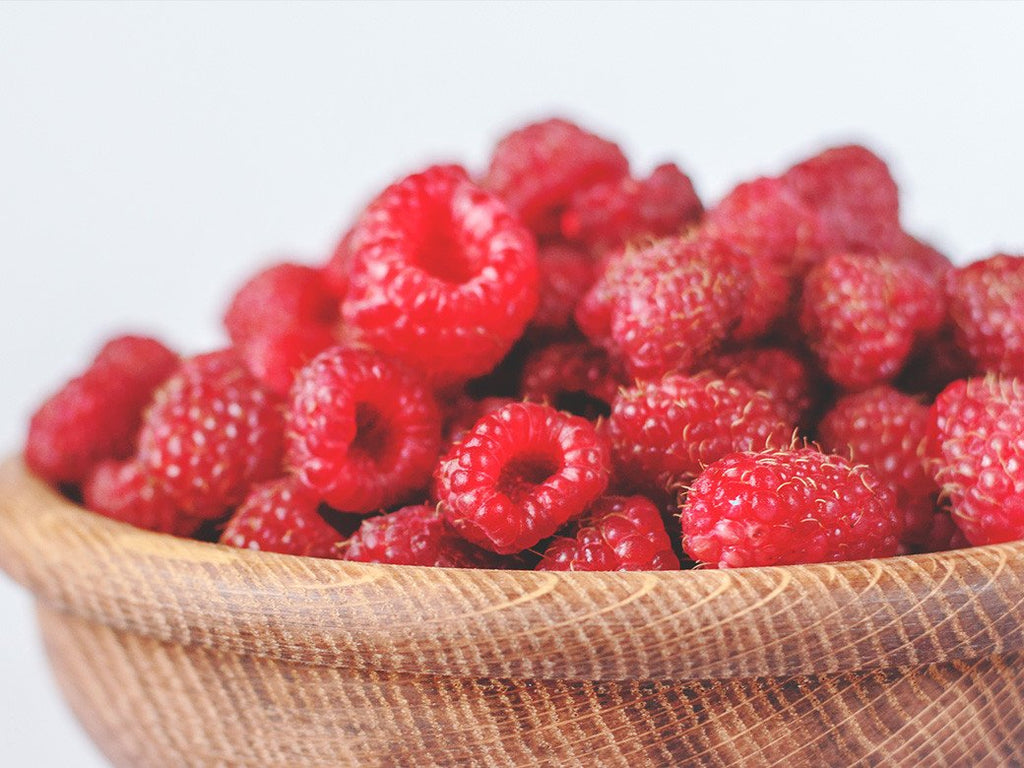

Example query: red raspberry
[219,477,346,558]
[926,376,1024,545]
[287,347,441,513]
[83,459,203,537]
[817,386,938,547]
[897,321,974,398]
[607,234,751,378]
[224,262,339,345]
[536,495,680,571]
[437,402,610,554]
[342,165,539,387]
[483,117,629,238]
[530,242,597,335]
[915,509,970,553]
[799,252,944,390]
[700,347,814,426]
[344,504,500,568]
[895,233,954,283]
[609,372,791,494]
[137,350,286,518]
[520,342,622,420]
[323,228,354,299]
[782,144,901,254]
[442,395,516,449]
[560,163,702,252]
[574,245,628,347]
[680,446,902,568]
[238,325,338,397]
[26,335,179,485]
[945,254,1024,377]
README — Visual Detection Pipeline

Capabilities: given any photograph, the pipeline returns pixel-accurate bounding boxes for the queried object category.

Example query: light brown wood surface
[1,457,1022,766]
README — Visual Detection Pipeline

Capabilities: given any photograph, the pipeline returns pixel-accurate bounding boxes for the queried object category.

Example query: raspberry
[442,395,516,449]
[897,321,974,398]
[700,346,814,426]
[781,144,901,254]
[895,233,954,283]
[817,386,938,547]
[945,254,1024,377]
[224,262,339,345]
[219,477,346,558]
[680,446,902,568]
[530,243,597,335]
[608,372,790,494]
[323,228,354,299]
[926,376,1024,546]
[137,350,286,518]
[83,459,203,537]
[342,164,539,386]
[606,234,750,378]
[520,342,622,420]
[799,252,944,390]
[483,117,629,238]
[915,510,970,553]
[238,325,337,397]
[26,335,179,485]
[574,245,628,347]
[560,163,702,252]
[437,402,610,554]
[287,346,441,513]
[344,504,500,568]
[536,495,680,571]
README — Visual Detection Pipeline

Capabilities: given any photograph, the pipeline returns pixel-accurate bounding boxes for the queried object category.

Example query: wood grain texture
[2,457,1023,766]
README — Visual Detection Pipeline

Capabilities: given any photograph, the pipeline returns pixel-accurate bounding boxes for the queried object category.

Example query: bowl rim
[2,455,1023,682]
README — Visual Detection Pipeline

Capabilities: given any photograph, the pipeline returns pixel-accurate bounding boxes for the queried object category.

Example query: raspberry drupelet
[536,495,680,571]
[287,346,441,513]
[436,402,610,554]
[680,446,902,568]
[341,164,539,387]
[699,346,815,426]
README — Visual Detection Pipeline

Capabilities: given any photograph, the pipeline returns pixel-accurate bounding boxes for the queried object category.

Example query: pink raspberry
[537,495,680,571]
[926,376,1024,545]
[782,144,902,254]
[483,117,629,238]
[520,342,622,420]
[436,402,610,554]
[26,335,179,485]
[83,459,203,537]
[344,504,501,568]
[342,165,539,387]
[560,163,702,252]
[530,242,598,335]
[137,350,286,518]
[680,447,902,568]
[219,477,346,558]
[817,386,938,547]
[287,346,441,513]
[799,252,944,390]
[700,346,814,426]
[608,372,791,494]
[944,254,1024,377]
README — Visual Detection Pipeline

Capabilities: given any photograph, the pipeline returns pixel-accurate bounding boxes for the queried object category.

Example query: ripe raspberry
[608,372,791,494]
[483,117,629,238]
[342,164,539,386]
[530,242,598,335]
[799,252,944,390]
[238,325,337,397]
[137,350,286,518]
[700,346,814,426]
[915,509,970,553]
[323,228,354,299]
[897,321,974,398]
[437,402,610,554]
[560,163,703,252]
[520,342,622,420]
[219,477,346,558]
[817,386,938,547]
[26,335,179,485]
[607,234,751,378]
[442,395,515,449]
[287,346,441,513]
[782,144,901,254]
[536,495,680,571]
[224,262,339,345]
[344,504,500,568]
[926,376,1024,545]
[945,254,1024,377]
[680,447,902,568]
[574,245,628,347]
[895,233,953,283]
[83,459,203,537]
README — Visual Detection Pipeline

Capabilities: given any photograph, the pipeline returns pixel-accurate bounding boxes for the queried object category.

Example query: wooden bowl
[1,456,1022,767]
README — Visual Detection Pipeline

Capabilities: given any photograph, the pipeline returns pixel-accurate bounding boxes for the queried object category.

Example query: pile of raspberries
[24,118,1024,571]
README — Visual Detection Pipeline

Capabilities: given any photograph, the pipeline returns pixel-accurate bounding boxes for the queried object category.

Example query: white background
[1,2,1022,765]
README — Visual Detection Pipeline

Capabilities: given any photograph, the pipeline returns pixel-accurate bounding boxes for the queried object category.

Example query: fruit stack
[23,118,1024,571]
